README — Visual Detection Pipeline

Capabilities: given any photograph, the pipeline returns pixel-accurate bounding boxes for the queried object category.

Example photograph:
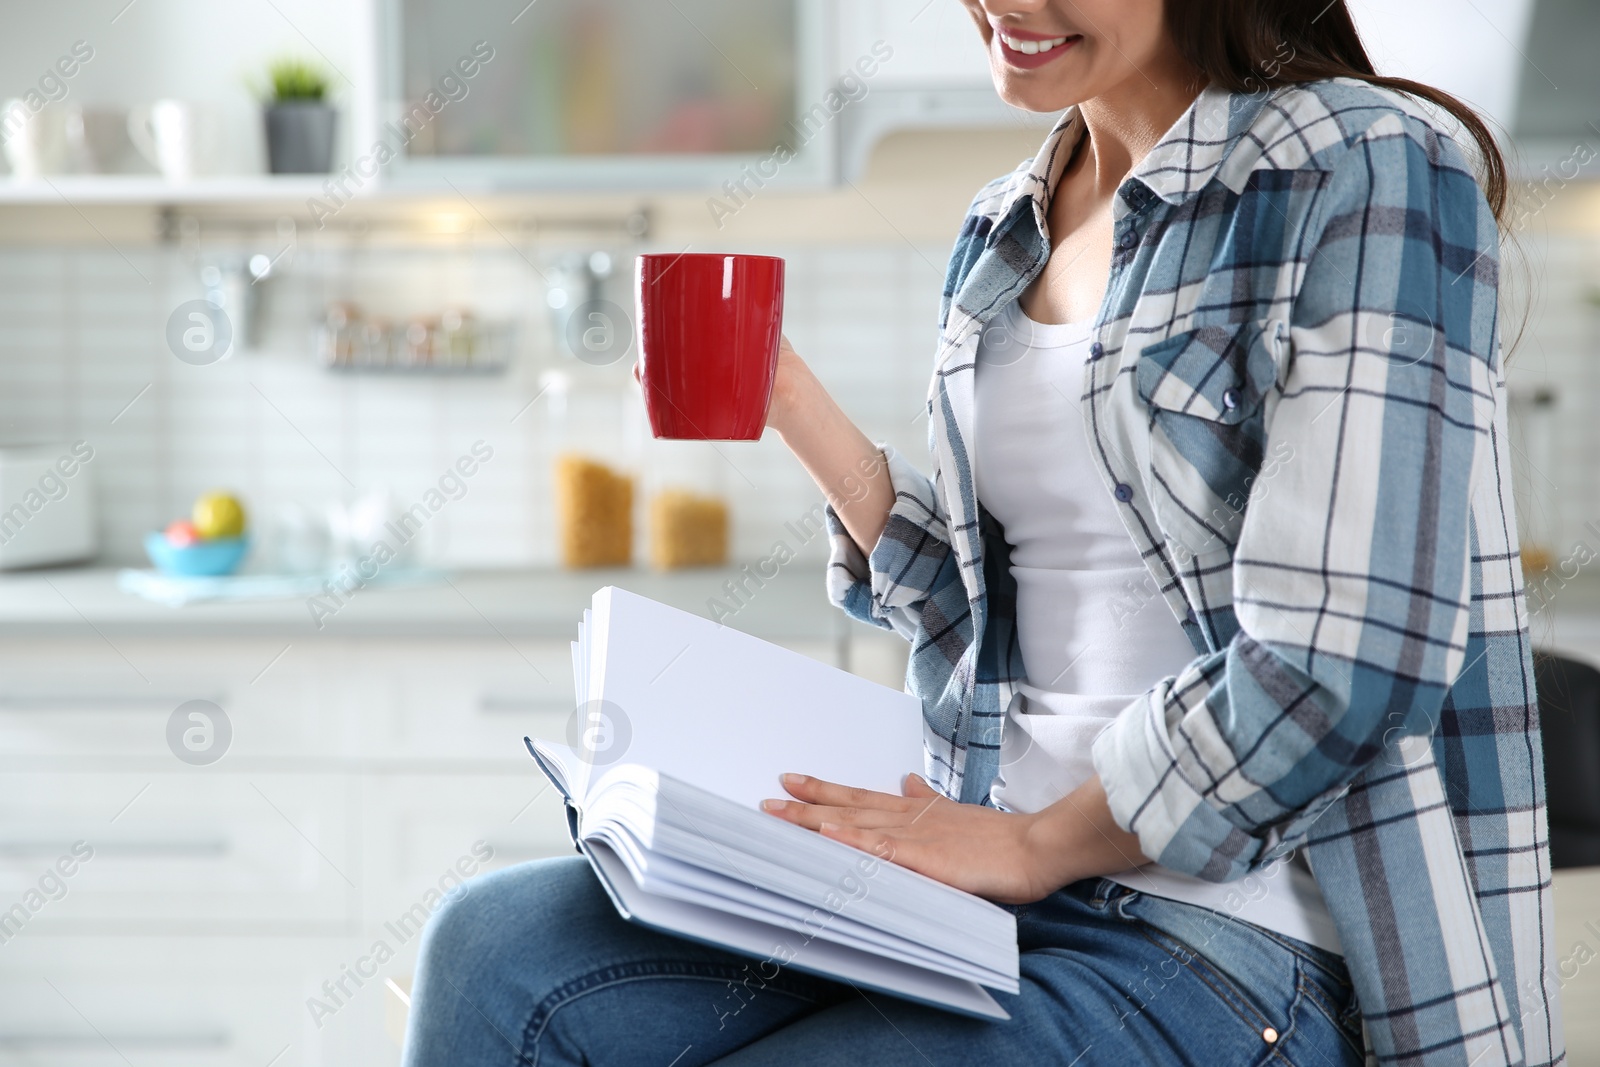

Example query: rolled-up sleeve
[1091,112,1499,880]
[823,443,955,640]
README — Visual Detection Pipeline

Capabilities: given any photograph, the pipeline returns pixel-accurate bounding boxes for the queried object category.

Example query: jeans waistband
[1093,877,1352,1001]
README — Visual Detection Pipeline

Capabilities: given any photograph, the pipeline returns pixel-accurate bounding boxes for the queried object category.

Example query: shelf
[0,174,335,205]
[317,319,515,375]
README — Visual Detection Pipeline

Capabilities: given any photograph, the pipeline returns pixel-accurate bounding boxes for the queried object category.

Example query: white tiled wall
[1500,229,1600,566]
[0,237,947,569]
[2,222,1594,574]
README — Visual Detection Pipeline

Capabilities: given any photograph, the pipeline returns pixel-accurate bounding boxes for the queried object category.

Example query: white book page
[584,838,1009,1021]
[579,587,924,810]
[574,761,1018,974]
[614,841,1016,989]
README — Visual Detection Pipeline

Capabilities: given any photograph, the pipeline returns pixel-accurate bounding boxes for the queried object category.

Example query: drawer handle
[0,694,223,711]
[478,696,567,715]
[0,841,229,858]
[0,1032,229,1050]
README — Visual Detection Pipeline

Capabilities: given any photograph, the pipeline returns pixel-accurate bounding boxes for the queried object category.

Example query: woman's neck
[1072,56,1205,196]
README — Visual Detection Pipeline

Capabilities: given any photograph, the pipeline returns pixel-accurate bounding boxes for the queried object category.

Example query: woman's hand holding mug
[629,252,894,556]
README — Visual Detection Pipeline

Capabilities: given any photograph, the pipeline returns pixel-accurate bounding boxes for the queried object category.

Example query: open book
[526,586,1019,1020]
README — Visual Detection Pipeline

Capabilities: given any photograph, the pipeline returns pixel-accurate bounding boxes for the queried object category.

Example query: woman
[404,2,1562,1064]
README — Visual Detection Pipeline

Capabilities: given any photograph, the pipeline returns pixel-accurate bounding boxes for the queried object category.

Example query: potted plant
[262,58,335,174]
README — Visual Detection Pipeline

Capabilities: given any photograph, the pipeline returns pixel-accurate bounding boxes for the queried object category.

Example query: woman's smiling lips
[992,23,1083,69]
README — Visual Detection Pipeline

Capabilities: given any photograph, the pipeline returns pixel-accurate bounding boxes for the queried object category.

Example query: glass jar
[639,437,731,571]
[540,368,644,568]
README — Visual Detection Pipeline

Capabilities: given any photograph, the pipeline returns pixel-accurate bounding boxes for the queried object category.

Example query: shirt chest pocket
[1132,319,1282,555]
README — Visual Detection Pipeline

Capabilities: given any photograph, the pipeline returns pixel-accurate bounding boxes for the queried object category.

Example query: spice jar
[358,318,393,367]
[319,301,360,368]
[400,317,436,367]
[439,308,477,366]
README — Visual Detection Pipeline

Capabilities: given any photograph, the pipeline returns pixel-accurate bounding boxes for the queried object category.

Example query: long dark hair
[1167,0,1510,228]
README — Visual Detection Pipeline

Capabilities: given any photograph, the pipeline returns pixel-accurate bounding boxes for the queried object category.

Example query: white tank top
[972,298,1342,956]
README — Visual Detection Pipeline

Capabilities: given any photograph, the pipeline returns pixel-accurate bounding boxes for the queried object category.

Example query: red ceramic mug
[635,253,785,440]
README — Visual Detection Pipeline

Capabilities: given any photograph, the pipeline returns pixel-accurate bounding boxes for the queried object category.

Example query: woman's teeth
[1000,34,1073,55]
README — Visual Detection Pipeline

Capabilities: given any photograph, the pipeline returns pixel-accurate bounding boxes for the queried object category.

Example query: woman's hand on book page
[761,772,1150,905]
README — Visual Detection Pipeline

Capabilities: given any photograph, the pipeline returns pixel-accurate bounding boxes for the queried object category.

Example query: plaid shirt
[824,81,1562,1066]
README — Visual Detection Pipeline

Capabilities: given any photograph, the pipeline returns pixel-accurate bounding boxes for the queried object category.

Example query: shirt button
[1113,482,1134,503]
[1221,387,1240,410]
[1118,231,1138,251]
[1089,341,1105,360]
[1185,607,1197,624]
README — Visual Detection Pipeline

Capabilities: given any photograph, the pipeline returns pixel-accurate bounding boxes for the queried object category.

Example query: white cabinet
[0,935,379,1067]
[356,774,574,925]
[0,639,342,763]
[0,634,573,1067]
[348,640,574,764]
[0,772,355,933]
[2,625,903,1067]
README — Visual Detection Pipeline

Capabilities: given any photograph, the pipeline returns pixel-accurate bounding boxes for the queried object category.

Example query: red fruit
[165,520,201,547]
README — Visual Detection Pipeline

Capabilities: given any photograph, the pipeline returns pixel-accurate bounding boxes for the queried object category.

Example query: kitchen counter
[9,563,1600,646]
[5,550,1589,636]
[0,564,848,642]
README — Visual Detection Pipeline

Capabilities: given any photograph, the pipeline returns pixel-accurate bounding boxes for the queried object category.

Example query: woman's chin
[991,78,1089,116]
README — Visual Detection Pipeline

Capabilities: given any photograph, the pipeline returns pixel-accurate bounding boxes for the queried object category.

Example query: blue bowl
[144,532,251,577]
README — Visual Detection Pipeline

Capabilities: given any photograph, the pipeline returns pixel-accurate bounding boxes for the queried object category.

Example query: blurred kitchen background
[0,1,1597,1064]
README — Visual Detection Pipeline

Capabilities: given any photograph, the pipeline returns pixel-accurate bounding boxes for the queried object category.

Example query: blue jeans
[402,856,1365,1066]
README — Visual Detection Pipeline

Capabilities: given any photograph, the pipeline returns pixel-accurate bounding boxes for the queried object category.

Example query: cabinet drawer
[0,639,341,765]
[351,640,575,762]
[0,936,390,1067]
[0,632,881,768]
[357,773,574,928]
[0,773,354,932]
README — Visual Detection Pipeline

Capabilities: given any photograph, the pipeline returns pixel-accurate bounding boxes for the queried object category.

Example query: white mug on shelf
[1,99,84,180]
[127,100,206,181]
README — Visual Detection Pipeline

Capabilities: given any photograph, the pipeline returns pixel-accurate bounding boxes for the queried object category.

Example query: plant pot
[264,101,335,174]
